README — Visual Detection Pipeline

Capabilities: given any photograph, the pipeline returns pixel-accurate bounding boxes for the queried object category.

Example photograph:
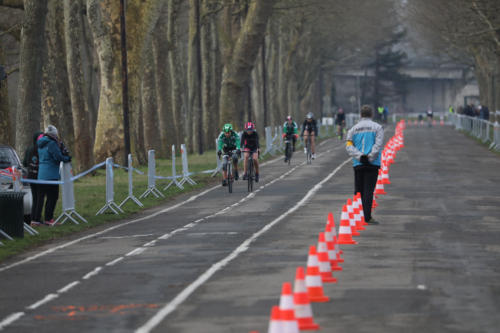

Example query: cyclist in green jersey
[217,123,241,186]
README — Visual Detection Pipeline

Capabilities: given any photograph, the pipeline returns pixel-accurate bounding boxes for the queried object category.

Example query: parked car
[0,145,33,221]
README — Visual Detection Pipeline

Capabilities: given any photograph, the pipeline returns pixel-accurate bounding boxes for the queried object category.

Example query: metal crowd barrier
[449,113,500,151]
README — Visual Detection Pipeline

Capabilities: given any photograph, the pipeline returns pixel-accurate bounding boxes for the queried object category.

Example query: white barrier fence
[0,122,343,242]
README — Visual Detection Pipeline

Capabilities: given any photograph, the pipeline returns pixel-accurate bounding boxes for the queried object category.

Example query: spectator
[22,131,43,226]
[464,104,474,117]
[479,105,490,121]
[33,125,71,226]
[345,105,384,224]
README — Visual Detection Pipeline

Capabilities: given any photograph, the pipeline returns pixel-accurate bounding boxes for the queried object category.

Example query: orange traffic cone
[293,267,320,330]
[355,193,369,226]
[267,306,283,333]
[346,199,360,236]
[305,245,330,302]
[374,177,387,195]
[352,194,366,231]
[326,212,343,255]
[337,205,357,245]
[324,225,343,270]
[279,282,300,333]
[317,233,337,283]
[372,197,378,209]
[381,164,391,184]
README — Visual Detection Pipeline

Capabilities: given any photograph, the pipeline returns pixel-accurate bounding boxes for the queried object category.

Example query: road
[1,124,499,333]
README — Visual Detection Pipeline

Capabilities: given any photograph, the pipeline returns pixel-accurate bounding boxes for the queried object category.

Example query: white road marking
[82,266,102,280]
[26,293,59,310]
[106,257,125,266]
[135,157,351,333]
[187,232,239,236]
[0,312,25,331]
[57,281,80,294]
[0,143,315,274]
[100,234,154,239]
[126,248,147,257]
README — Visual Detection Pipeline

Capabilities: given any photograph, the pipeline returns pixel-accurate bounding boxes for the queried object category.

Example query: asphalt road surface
[1,124,499,333]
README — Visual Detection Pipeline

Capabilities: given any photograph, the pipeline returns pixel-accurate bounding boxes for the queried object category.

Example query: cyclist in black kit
[240,122,260,182]
[301,112,318,159]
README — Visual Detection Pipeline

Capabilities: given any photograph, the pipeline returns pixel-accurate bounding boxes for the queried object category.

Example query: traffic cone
[279,282,300,333]
[305,245,330,302]
[267,306,283,333]
[355,193,369,226]
[337,205,357,245]
[374,177,387,195]
[352,194,366,231]
[326,212,343,255]
[381,164,391,184]
[324,224,343,270]
[293,267,320,330]
[346,199,360,236]
[372,197,378,209]
[317,233,337,283]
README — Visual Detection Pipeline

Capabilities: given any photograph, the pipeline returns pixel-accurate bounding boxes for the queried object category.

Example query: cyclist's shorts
[242,147,258,153]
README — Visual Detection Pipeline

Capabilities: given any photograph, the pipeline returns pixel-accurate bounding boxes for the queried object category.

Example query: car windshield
[0,147,21,169]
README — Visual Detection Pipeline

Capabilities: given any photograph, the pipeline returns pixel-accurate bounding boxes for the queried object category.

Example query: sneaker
[312,153,316,159]
[242,173,248,180]
[304,148,307,154]
[44,219,57,227]
[222,179,228,186]
[255,173,259,182]
[234,170,239,181]
[365,218,379,225]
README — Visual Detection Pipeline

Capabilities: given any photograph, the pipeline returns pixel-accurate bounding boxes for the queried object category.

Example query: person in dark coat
[22,131,43,225]
[34,125,71,226]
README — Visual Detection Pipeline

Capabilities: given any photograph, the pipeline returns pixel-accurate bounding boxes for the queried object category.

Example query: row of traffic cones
[263,121,407,332]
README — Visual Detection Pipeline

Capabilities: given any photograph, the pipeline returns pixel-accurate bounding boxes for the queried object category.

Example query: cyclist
[283,116,299,162]
[301,112,318,159]
[426,107,433,127]
[217,123,241,186]
[240,122,260,182]
[335,108,346,140]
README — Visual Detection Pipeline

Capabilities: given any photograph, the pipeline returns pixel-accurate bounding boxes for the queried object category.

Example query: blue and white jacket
[346,118,384,167]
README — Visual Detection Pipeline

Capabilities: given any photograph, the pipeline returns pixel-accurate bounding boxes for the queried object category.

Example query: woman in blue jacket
[33,125,71,225]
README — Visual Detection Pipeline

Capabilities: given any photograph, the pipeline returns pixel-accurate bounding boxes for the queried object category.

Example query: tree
[15,0,48,157]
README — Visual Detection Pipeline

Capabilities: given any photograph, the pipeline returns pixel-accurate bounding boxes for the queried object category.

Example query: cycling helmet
[306,112,314,119]
[223,123,233,133]
[244,122,255,131]
[286,115,292,121]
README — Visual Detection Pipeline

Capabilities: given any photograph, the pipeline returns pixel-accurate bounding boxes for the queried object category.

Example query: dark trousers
[354,165,380,221]
[34,184,59,222]
[30,183,39,219]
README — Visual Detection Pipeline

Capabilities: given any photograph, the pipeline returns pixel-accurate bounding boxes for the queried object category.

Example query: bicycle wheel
[247,158,254,192]
[306,138,312,164]
[228,162,233,193]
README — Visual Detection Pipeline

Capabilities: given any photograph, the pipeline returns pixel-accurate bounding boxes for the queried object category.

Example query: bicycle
[304,135,312,164]
[336,123,346,140]
[221,150,236,193]
[284,134,294,165]
[245,150,257,192]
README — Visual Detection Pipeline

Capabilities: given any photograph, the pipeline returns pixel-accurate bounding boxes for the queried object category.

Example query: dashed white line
[106,257,125,266]
[82,266,102,280]
[101,234,154,239]
[0,312,25,330]
[126,248,147,257]
[57,281,80,294]
[135,157,351,333]
[26,293,59,310]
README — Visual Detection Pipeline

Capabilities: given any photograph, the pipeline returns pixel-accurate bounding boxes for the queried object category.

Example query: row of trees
[0,0,399,172]
[405,0,500,112]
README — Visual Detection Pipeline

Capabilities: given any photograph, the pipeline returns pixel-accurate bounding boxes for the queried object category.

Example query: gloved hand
[294,134,299,139]
[217,150,222,158]
[360,155,369,164]
[282,133,286,138]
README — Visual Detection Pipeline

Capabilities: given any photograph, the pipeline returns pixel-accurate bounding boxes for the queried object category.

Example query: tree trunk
[63,0,94,172]
[0,45,11,145]
[219,0,275,127]
[188,0,203,154]
[167,0,186,149]
[200,1,215,147]
[268,20,279,126]
[142,43,160,152]
[153,4,174,158]
[15,0,48,157]
[42,0,74,152]
[87,0,125,162]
